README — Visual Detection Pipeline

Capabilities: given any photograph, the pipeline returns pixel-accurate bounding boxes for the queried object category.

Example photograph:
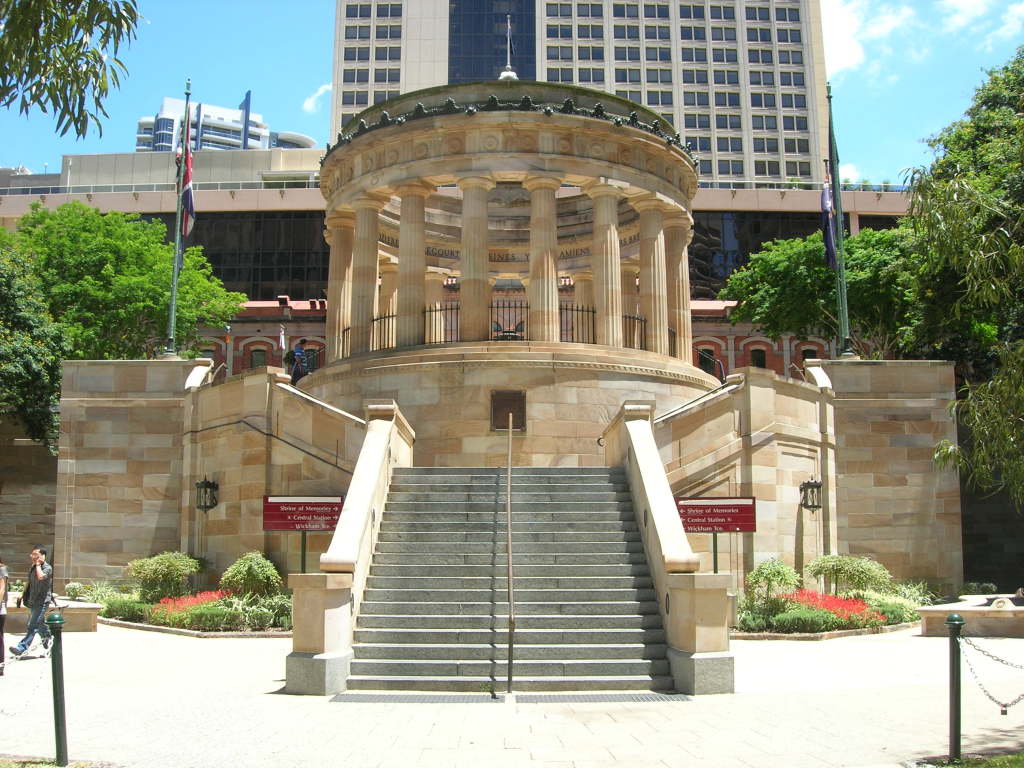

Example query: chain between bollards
[46,611,68,767]
[945,613,965,765]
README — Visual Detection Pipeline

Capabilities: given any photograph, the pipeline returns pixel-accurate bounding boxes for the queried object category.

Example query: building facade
[137,96,316,153]
[331,0,828,186]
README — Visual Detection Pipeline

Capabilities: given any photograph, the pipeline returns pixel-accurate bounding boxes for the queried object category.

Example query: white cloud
[938,0,994,31]
[820,0,915,77]
[863,5,915,39]
[839,163,861,182]
[302,84,332,114]
[983,2,1024,49]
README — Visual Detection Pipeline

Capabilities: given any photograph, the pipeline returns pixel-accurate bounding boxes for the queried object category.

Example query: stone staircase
[347,466,672,692]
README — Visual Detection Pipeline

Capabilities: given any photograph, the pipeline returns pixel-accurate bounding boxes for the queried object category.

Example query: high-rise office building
[331,0,828,184]
[137,95,316,153]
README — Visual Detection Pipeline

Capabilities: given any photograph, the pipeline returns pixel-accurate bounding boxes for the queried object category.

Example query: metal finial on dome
[498,14,519,80]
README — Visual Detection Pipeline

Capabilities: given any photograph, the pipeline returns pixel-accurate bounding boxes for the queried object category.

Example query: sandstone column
[424,269,448,343]
[458,177,495,341]
[635,197,669,356]
[524,176,562,342]
[378,259,398,349]
[585,184,623,347]
[665,215,694,360]
[574,269,595,308]
[396,182,433,347]
[350,195,385,355]
[324,212,354,362]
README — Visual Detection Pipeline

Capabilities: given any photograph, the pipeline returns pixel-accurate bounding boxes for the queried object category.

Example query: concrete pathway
[1,624,1022,767]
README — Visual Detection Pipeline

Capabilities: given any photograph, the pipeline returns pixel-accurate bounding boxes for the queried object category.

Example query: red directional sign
[263,496,343,532]
[676,497,756,533]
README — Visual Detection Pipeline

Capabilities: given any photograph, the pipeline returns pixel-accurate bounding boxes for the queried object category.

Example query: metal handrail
[505,411,516,693]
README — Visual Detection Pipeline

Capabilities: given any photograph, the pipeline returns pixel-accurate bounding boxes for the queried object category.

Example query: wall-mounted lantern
[799,479,822,510]
[195,477,219,512]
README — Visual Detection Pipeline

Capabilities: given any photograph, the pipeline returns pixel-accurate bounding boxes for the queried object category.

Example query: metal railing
[623,314,647,350]
[0,179,321,196]
[560,303,596,344]
[423,302,460,343]
[504,411,516,693]
[491,300,528,341]
[370,313,396,351]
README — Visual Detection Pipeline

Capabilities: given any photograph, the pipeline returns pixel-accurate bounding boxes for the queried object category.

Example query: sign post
[675,497,757,573]
[263,496,344,573]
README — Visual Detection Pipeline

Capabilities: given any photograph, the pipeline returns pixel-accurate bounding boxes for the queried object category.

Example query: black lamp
[799,479,822,510]
[195,476,219,512]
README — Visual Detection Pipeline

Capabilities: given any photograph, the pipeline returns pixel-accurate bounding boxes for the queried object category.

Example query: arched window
[801,348,818,362]
[250,348,267,369]
[750,348,767,368]
[697,348,717,375]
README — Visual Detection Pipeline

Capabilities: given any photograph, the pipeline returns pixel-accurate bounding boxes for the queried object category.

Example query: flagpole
[826,83,854,357]
[164,78,191,357]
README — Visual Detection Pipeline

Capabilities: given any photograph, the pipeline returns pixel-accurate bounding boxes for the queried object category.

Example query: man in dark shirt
[290,338,308,385]
[9,546,53,657]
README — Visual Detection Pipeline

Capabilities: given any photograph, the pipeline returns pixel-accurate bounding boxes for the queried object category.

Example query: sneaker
[9,646,23,658]
[42,636,52,650]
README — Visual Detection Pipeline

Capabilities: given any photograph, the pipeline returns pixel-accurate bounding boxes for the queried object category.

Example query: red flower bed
[152,590,230,616]
[783,589,884,626]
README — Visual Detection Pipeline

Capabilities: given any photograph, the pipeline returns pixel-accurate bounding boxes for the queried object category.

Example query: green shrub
[962,581,1000,595]
[100,596,152,623]
[218,593,292,630]
[771,607,841,634]
[219,551,282,597]
[64,582,86,599]
[861,594,920,624]
[127,551,201,603]
[82,581,123,604]
[737,611,771,632]
[745,558,800,616]
[891,580,939,606]
[182,604,245,632]
[807,555,893,595]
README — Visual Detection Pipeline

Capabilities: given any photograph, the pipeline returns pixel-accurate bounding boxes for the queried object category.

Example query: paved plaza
[1,624,1022,768]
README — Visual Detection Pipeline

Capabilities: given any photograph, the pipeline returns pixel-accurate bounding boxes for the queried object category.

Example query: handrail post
[506,411,515,693]
[946,613,965,764]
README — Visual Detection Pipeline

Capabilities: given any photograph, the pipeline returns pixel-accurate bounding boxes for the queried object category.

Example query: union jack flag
[180,115,196,238]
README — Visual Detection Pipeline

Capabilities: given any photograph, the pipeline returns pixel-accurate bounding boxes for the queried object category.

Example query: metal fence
[623,314,647,350]
[424,302,460,343]
[560,304,596,344]
[491,300,528,341]
[371,313,396,351]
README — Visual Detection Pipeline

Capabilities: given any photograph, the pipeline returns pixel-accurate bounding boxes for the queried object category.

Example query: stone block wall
[183,369,364,579]
[0,417,58,568]
[55,360,201,585]
[655,367,835,583]
[821,359,962,591]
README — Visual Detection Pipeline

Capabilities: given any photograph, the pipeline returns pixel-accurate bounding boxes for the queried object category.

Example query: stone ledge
[731,620,920,641]
[97,616,291,638]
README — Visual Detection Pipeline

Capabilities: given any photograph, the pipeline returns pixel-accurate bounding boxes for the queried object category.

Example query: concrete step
[349,658,670,677]
[368,563,651,576]
[381,511,636,524]
[370,552,649,566]
[376,531,640,543]
[353,643,668,661]
[356,614,664,630]
[358,600,660,616]
[387,491,633,503]
[344,675,673,692]
[353,627,667,645]
[392,467,626,477]
[374,540,644,554]
[389,483,629,494]
[378,521,639,533]
[385,501,634,513]
[362,587,657,603]
[365,575,654,590]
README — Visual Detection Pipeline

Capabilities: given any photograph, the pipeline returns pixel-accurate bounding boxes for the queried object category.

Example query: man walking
[9,546,53,658]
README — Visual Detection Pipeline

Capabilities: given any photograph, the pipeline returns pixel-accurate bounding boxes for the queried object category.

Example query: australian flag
[821,173,837,270]
[180,115,196,239]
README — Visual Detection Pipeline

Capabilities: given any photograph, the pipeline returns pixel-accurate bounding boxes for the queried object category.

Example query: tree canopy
[0,0,139,137]
[15,202,245,360]
[0,233,67,450]
[718,226,922,360]
[910,45,1024,507]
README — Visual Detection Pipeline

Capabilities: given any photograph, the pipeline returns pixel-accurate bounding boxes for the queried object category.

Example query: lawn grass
[954,755,1024,767]
[0,760,95,768]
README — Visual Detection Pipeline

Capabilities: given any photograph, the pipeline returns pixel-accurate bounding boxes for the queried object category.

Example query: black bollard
[46,612,68,767]
[945,613,965,765]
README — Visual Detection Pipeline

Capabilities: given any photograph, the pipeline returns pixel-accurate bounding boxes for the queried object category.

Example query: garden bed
[97,616,291,638]
[731,620,921,641]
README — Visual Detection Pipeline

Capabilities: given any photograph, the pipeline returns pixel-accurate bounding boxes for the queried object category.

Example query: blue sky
[1,0,1022,183]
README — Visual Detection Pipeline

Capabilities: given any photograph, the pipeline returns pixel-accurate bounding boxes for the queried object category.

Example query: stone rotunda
[308,81,717,466]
